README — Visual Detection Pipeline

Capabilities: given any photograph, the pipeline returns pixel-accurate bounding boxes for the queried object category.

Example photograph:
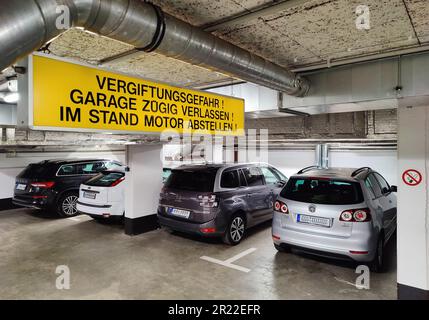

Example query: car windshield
[165,168,217,192]
[85,172,125,187]
[18,163,53,179]
[281,177,364,205]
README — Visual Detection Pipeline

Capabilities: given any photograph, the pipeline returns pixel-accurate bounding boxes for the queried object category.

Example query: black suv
[13,159,124,217]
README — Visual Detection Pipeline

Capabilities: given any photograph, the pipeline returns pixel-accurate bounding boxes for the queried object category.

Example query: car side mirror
[390,185,397,193]
[277,180,286,187]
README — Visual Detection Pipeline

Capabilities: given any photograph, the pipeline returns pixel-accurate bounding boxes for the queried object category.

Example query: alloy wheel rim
[230,217,244,242]
[62,195,78,216]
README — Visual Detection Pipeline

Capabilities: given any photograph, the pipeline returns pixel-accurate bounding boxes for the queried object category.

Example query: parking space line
[224,248,257,264]
[334,277,356,287]
[200,247,257,273]
[68,217,82,222]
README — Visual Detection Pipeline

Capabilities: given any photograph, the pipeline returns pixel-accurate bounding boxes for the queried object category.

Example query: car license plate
[16,184,26,191]
[297,214,331,227]
[168,207,190,219]
[83,191,96,200]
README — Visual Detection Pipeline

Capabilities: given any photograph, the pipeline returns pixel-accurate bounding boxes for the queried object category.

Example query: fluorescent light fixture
[0,92,19,103]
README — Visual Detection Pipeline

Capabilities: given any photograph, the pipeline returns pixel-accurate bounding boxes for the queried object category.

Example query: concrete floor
[0,208,397,300]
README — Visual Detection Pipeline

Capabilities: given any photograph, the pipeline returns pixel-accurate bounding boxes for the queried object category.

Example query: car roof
[292,167,371,181]
[173,162,271,171]
[35,159,116,165]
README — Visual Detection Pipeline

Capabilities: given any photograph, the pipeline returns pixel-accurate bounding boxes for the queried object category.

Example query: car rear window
[165,168,217,192]
[85,172,125,187]
[281,177,364,205]
[18,163,53,179]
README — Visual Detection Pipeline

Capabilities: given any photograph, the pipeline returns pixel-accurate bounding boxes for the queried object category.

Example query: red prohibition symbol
[402,169,423,186]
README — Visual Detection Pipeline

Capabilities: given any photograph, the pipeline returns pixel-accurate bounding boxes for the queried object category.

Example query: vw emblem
[309,205,316,213]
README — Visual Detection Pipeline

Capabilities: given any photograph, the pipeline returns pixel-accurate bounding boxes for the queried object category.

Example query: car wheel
[222,214,246,245]
[370,236,385,273]
[57,192,79,217]
[274,243,292,253]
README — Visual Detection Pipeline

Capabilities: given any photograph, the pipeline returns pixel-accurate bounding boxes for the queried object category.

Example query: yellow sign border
[28,53,245,136]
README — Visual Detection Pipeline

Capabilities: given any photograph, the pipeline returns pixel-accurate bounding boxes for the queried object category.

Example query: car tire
[274,243,292,253]
[57,191,79,218]
[370,235,385,273]
[222,214,246,246]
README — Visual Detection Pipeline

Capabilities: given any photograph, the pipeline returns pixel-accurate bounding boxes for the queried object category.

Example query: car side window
[221,170,240,189]
[57,164,77,176]
[238,169,247,187]
[374,173,390,194]
[272,167,287,181]
[242,167,264,187]
[261,167,280,185]
[365,174,383,198]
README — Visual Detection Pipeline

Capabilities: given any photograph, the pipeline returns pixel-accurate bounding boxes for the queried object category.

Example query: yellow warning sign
[31,54,245,136]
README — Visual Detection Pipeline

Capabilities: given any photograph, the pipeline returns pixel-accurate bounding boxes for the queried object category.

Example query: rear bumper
[272,213,377,262]
[157,213,224,237]
[12,197,49,210]
[76,200,123,217]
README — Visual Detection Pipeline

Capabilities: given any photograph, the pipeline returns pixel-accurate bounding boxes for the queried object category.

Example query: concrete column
[397,105,429,299]
[124,144,163,235]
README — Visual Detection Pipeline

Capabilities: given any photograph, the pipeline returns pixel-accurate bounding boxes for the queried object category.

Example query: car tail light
[340,208,371,222]
[200,228,216,234]
[274,200,288,214]
[30,181,55,188]
[198,194,218,208]
[110,177,125,187]
[349,250,369,255]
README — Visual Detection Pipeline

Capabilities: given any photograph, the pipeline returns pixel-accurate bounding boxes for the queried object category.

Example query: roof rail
[297,165,319,174]
[351,167,371,177]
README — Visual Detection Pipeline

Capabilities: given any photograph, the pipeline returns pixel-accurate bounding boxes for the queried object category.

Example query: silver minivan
[272,166,397,272]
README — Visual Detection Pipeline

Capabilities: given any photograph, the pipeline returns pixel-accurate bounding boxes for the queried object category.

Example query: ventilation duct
[0,0,309,97]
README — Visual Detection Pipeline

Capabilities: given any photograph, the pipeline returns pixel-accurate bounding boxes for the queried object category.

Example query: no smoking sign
[402,169,423,186]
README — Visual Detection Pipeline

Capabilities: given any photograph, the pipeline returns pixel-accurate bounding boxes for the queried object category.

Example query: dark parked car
[13,159,124,217]
[158,163,287,245]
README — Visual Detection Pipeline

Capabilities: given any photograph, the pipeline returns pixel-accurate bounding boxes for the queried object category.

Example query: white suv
[76,170,126,221]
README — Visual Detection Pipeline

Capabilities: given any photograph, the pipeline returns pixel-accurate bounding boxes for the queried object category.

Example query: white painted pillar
[124,144,163,235]
[397,105,429,299]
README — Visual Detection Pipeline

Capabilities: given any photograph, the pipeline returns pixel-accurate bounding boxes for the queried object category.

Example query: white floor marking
[68,217,81,222]
[334,277,356,287]
[200,247,257,273]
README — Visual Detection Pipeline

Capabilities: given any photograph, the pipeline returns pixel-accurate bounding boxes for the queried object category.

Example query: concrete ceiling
[43,0,429,87]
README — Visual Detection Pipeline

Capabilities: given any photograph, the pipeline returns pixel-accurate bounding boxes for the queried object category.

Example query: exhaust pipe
[0,0,309,96]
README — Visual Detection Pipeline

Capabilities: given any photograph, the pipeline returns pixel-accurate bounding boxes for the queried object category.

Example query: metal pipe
[315,143,329,168]
[0,0,309,97]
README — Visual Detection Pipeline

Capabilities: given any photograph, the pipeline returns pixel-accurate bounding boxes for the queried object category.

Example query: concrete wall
[267,149,397,185]
[0,149,125,199]
[330,150,398,185]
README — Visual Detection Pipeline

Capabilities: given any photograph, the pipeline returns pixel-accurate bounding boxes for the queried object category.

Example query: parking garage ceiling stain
[46,0,429,87]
